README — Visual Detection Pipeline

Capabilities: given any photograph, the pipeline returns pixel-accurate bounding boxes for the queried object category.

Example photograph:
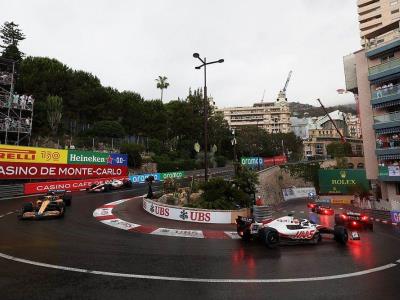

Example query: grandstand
[0,57,33,145]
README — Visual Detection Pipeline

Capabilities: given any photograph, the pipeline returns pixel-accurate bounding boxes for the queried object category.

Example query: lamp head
[193,53,200,58]
[218,59,224,63]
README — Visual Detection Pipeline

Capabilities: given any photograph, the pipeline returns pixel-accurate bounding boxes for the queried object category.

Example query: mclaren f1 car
[18,195,67,220]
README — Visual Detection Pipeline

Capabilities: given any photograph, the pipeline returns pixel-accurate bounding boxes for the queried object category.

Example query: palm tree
[155,76,169,101]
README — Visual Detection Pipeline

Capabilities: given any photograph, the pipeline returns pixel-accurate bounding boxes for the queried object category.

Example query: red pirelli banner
[0,162,128,179]
[24,177,128,194]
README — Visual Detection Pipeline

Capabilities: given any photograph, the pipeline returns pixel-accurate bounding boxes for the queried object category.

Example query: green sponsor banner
[68,150,110,165]
[160,171,185,180]
[318,169,369,194]
[379,166,389,177]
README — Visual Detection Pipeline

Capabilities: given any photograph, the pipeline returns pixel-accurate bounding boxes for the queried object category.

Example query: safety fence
[0,184,24,199]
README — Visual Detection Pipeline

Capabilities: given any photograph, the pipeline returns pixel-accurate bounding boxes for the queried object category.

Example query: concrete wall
[355,50,379,180]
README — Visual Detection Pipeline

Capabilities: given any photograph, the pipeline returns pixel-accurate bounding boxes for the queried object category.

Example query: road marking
[0,252,398,283]
[0,211,15,219]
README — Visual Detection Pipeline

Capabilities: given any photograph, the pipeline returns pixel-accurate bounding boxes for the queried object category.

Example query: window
[391,9,399,14]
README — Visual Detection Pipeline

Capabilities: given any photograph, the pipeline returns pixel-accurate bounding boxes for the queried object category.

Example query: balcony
[368,57,400,81]
[371,83,400,108]
[373,111,400,131]
[366,29,400,57]
[378,165,400,181]
[376,140,400,159]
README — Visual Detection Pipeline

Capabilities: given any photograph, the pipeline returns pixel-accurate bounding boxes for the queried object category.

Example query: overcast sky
[2,0,361,108]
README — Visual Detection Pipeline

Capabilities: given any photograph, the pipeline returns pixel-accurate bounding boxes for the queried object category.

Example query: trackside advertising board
[143,198,232,224]
[241,156,287,167]
[0,162,128,179]
[318,169,369,194]
[0,145,127,166]
[24,177,128,194]
[129,171,185,184]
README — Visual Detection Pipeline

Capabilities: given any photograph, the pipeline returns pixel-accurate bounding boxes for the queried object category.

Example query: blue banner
[129,173,160,184]
[109,153,128,166]
[390,211,400,223]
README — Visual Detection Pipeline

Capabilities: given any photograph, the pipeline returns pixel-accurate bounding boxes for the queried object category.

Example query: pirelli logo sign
[0,148,36,161]
[0,145,68,164]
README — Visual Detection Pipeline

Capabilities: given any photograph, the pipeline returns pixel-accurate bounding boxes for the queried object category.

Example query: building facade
[344,18,400,210]
[218,94,291,133]
[358,0,400,45]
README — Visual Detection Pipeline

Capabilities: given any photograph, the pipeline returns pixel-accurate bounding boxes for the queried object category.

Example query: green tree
[0,21,25,60]
[120,143,144,169]
[90,121,125,138]
[155,76,169,101]
[46,95,63,137]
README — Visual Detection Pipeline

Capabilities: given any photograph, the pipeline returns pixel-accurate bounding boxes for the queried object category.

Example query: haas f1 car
[86,178,132,192]
[236,215,353,248]
[335,211,373,231]
[18,191,72,220]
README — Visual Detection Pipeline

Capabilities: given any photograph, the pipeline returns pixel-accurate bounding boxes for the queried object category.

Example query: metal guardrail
[0,184,24,199]
[252,205,273,222]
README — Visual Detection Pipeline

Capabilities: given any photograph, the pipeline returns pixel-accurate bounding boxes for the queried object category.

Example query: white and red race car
[86,179,132,192]
[236,215,356,248]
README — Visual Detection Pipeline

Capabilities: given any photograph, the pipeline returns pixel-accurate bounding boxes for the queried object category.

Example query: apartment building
[344,19,400,210]
[217,94,291,133]
[358,0,400,45]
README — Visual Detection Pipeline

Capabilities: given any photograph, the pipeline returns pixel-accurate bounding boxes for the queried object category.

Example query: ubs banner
[318,169,369,194]
[0,145,128,179]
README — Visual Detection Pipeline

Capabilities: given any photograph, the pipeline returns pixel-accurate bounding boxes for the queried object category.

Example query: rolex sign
[318,169,369,194]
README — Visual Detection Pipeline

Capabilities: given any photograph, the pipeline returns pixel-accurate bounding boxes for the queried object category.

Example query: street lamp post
[231,128,237,175]
[193,53,224,182]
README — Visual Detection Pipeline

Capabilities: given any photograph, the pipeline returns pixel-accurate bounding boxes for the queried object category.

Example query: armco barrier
[252,205,274,222]
[143,198,247,224]
[0,184,24,199]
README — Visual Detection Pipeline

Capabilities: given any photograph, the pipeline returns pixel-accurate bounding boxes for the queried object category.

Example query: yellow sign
[0,145,68,164]
[331,198,351,205]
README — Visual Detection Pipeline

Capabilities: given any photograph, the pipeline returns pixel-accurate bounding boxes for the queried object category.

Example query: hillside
[289,102,356,117]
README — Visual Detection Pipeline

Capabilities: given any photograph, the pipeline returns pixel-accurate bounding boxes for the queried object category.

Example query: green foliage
[215,155,227,167]
[1,21,25,60]
[233,165,259,199]
[153,154,198,172]
[198,177,245,210]
[120,143,144,168]
[285,162,321,192]
[46,95,63,136]
[163,178,179,193]
[155,76,169,101]
[236,127,303,160]
[89,121,125,138]
[326,142,353,158]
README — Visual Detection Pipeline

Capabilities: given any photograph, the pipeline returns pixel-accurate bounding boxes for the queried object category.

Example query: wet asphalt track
[1,185,400,300]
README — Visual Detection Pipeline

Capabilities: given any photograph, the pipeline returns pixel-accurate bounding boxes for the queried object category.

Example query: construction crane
[282,70,293,92]
[317,98,346,143]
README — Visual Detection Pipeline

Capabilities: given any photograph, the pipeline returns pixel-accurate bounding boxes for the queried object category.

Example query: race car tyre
[262,228,280,249]
[22,202,33,213]
[104,184,111,192]
[63,195,72,207]
[334,226,348,245]
[311,207,316,213]
[312,232,322,244]
[58,203,66,218]
[124,180,133,188]
[241,229,251,242]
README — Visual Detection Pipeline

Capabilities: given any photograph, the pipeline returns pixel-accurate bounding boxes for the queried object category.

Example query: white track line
[0,211,15,219]
[0,252,398,283]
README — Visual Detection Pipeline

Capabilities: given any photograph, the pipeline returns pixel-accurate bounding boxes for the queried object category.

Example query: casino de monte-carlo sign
[318,169,369,194]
